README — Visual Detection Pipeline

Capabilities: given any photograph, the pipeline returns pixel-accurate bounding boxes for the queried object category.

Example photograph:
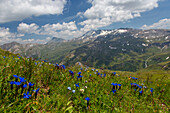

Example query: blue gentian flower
[78,72,81,75]
[14,81,21,85]
[13,75,18,78]
[135,78,138,80]
[134,89,137,91]
[139,90,143,94]
[85,97,90,101]
[112,89,116,93]
[23,84,27,88]
[67,87,71,90]
[69,70,74,75]
[150,88,153,93]
[33,88,40,93]
[75,83,79,87]
[118,84,121,87]
[29,82,34,86]
[104,74,106,77]
[23,91,32,99]
[33,88,40,99]
[77,75,83,79]
[89,74,91,77]
[21,84,27,94]
[85,97,90,109]
[3,56,6,59]
[62,65,65,69]
[19,77,26,82]
[100,74,102,77]
[132,77,135,80]
[138,86,142,89]
[113,72,116,75]
[10,81,15,84]
[111,83,115,86]
[10,81,15,90]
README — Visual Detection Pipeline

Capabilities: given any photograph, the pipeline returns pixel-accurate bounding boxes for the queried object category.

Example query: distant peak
[46,37,65,44]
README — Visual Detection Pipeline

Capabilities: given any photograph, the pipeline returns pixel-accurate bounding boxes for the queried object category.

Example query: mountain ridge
[1,28,170,71]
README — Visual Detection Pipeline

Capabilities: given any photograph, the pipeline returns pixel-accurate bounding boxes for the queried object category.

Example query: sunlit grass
[0,49,169,112]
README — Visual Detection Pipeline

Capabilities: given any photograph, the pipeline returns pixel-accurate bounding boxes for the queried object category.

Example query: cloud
[0,37,50,45]
[0,0,67,23]
[80,0,159,31]
[17,22,82,39]
[0,27,17,38]
[17,23,40,34]
[141,18,170,29]
[42,21,77,32]
[0,26,49,45]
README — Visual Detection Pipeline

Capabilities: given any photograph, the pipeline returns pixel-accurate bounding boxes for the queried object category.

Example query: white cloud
[0,26,49,45]
[0,36,50,45]
[42,21,77,32]
[41,21,80,38]
[80,0,159,32]
[0,0,67,23]
[141,18,170,29]
[0,27,16,38]
[17,22,82,39]
[17,23,40,34]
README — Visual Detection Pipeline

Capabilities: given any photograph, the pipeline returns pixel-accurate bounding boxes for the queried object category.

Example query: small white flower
[67,87,71,90]
[72,90,75,93]
[84,86,87,89]
[144,86,147,89]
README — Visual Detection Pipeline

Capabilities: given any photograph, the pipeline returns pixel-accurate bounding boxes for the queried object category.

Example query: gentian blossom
[75,83,79,88]
[23,91,32,99]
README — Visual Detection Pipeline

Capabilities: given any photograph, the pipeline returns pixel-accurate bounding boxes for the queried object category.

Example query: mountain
[0,41,43,57]
[64,28,170,71]
[1,28,170,71]
[46,37,66,45]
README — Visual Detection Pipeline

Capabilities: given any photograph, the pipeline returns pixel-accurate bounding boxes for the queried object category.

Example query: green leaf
[64,106,73,113]
[67,101,72,106]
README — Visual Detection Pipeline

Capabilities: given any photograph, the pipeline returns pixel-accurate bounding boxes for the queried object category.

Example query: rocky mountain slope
[1,28,170,71]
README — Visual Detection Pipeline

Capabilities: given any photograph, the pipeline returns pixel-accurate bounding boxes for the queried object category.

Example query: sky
[0,0,170,45]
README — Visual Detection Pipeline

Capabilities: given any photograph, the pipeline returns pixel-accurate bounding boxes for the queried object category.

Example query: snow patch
[142,43,148,47]
[109,46,117,49]
[117,29,127,33]
[122,49,126,51]
[165,36,169,40]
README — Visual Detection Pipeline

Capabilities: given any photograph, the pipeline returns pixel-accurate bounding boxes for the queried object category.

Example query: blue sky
[0,0,170,44]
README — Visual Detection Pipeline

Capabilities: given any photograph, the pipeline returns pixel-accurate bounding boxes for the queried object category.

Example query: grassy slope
[0,48,169,112]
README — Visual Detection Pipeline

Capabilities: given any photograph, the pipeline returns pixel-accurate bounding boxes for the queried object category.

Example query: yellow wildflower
[80,89,84,93]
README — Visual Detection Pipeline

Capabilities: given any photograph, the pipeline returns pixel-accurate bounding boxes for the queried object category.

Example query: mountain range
[1,28,170,71]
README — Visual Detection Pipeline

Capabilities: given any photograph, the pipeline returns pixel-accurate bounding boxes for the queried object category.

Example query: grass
[0,48,169,112]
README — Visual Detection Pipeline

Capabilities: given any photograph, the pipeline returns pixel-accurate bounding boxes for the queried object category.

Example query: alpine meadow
[0,0,170,112]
